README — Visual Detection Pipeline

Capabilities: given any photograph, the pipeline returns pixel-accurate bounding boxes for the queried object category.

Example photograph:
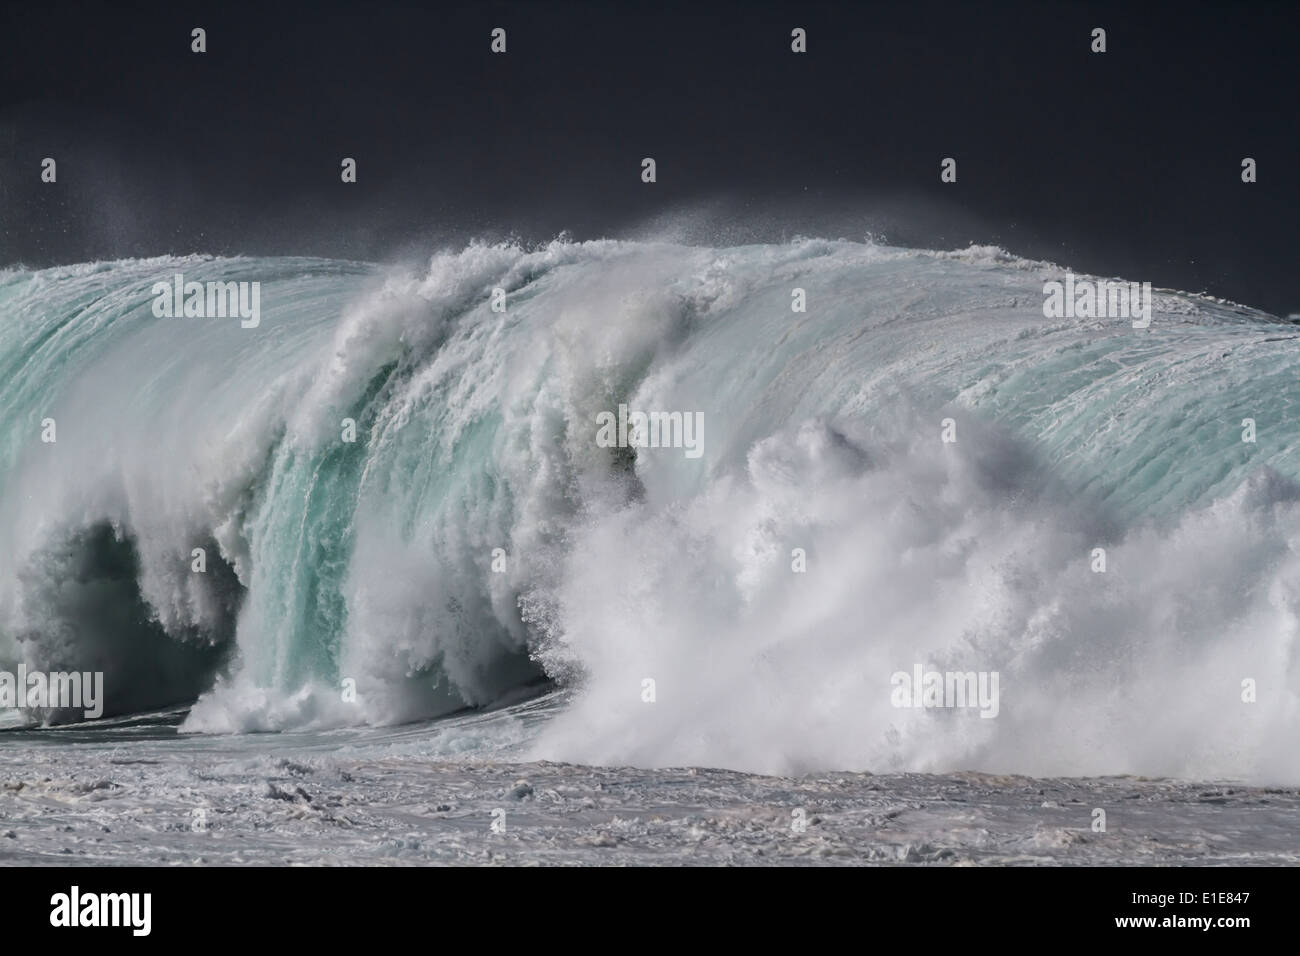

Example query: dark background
[1,0,1296,313]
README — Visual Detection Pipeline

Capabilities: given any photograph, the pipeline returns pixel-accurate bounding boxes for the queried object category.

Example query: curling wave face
[0,238,1296,781]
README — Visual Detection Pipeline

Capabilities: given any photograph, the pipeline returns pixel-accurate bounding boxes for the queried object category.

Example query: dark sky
[2,0,1297,313]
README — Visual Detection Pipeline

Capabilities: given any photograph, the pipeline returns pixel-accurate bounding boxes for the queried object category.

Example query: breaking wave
[1,237,1297,782]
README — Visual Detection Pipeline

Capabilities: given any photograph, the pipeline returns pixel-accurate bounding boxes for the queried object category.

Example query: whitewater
[1,236,1298,806]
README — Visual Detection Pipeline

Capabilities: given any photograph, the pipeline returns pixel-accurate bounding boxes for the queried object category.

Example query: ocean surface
[1,238,1298,863]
